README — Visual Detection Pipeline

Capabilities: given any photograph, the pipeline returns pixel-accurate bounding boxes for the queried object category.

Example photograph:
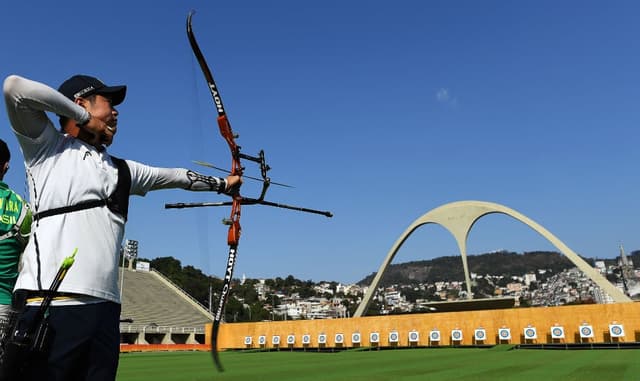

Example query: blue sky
[1,1,639,284]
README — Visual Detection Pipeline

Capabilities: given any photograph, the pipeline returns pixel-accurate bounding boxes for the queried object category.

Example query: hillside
[356,250,618,287]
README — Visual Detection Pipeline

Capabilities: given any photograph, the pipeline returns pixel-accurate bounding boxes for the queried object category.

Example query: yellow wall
[209,302,640,349]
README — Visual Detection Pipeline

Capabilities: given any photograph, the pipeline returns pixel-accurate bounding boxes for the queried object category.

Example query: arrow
[193,160,293,188]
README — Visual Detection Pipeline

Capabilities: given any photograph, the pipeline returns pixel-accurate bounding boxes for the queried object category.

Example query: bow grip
[227,220,241,246]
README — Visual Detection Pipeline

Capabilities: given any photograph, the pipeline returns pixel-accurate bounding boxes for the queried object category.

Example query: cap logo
[74,86,95,99]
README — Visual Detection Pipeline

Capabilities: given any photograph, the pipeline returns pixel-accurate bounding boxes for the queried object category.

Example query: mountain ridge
[356,250,636,287]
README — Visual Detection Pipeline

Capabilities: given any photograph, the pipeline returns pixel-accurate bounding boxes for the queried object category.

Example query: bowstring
[187,42,217,297]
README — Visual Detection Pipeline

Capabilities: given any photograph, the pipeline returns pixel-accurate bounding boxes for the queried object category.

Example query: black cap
[58,75,127,106]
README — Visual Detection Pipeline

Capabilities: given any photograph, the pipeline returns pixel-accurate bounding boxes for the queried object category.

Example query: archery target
[474,329,486,341]
[258,335,266,345]
[429,330,441,342]
[498,328,511,340]
[318,334,327,344]
[244,336,252,345]
[579,325,594,338]
[609,324,625,338]
[302,334,311,344]
[451,329,463,342]
[272,335,280,345]
[287,335,295,344]
[388,331,399,343]
[523,327,537,339]
[409,331,419,343]
[551,326,565,339]
[351,333,361,344]
[369,332,379,343]
[335,333,344,344]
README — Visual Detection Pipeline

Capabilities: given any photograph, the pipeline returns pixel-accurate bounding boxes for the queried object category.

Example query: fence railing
[120,343,209,353]
[119,324,205,334]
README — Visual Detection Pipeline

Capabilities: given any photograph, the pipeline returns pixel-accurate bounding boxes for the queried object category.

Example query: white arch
[354,200,631,317]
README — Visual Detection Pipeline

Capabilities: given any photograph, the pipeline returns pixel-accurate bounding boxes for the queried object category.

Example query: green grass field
[116,347,640,381]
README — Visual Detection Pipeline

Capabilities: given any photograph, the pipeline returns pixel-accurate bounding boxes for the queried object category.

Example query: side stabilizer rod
[165,200,333,217]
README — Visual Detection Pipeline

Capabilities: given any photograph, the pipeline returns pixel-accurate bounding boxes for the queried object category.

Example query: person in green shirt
[0,139,31,322]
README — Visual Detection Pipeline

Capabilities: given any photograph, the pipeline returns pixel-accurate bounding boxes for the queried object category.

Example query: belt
[26,291,80,304]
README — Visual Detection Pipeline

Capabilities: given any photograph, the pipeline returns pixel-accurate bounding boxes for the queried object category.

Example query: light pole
[120,239,139,298]
[125,239,139,270]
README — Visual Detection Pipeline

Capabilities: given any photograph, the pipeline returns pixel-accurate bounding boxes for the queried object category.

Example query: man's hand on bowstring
[77,115,117,149]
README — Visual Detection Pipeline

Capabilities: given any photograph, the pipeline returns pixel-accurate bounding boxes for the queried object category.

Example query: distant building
[619,245,640,299]
[506,283,523,293]
[593,287,614,304]
[314,283,334,295]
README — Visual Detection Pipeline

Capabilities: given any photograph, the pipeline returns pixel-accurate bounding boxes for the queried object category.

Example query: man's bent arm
[3,75,89,139]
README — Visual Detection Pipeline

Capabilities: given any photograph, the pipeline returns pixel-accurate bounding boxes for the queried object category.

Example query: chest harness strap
[33,157,132,222]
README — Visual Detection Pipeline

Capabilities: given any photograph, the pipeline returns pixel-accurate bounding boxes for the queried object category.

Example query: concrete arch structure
[354,200,631,317]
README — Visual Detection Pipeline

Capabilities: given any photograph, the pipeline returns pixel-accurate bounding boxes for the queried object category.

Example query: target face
[352,333,361,343]
[369,332,379,343]
[580,326,593,338]
[409,331,419,342]
[318,334,327,344]
[610,325,624,337]
[524,328,537,339]
[272,336,280,345]
[474,330,485,340]
[335,334,344,344]
[302,334,311,344]
[258,336,266,345]
[451,330,462,341]
[389,332,399,343]
[551,327,564,339]
[499,329,511,339]
[430,331,441,341]
[244,336,252,345]
[287,335,295,344]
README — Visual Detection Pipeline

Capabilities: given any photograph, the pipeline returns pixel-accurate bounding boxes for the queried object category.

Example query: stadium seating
[118,268,213,345]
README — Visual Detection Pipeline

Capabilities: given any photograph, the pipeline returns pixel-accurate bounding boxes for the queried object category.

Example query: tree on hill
[150,256,182,278]
[357,251,576,288]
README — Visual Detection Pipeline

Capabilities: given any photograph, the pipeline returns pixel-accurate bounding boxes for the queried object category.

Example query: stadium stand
[118,267,213,346]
